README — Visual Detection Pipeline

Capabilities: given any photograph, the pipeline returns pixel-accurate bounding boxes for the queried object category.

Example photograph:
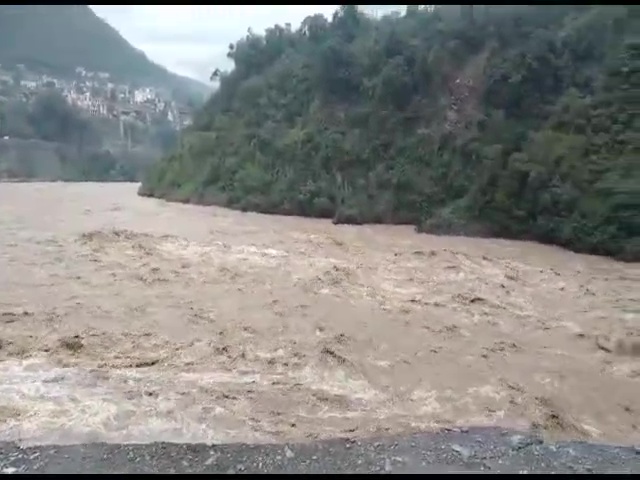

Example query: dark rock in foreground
[1,428,638,474]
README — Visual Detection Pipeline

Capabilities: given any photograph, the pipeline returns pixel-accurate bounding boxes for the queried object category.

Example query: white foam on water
[0,358,268,446]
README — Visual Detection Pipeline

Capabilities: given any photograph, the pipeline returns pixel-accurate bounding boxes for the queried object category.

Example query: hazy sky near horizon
[90,5,340,83]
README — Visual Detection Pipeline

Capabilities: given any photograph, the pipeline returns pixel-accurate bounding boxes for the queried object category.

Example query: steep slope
[140,5,638,261]
[0,5,208,96]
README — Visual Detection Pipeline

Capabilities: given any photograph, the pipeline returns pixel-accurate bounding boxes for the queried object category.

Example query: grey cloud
[174,57,222,84]
[91,5,406,82]
[135,30,235,46]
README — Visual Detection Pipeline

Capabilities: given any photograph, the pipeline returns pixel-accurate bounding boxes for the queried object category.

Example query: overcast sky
[90,5,342,83]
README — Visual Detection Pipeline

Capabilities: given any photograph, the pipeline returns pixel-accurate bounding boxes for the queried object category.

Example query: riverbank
[1,428,638,474]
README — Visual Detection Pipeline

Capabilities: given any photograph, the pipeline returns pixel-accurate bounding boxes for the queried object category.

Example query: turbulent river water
[0,182,638,446]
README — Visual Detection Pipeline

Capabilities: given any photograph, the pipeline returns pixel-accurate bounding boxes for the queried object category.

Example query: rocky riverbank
[1,428,638,474]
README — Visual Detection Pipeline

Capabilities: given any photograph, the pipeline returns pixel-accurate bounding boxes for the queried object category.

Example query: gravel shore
[1,428,638,474]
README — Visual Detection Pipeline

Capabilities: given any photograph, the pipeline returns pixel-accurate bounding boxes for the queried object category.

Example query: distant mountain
[0,5,210,99]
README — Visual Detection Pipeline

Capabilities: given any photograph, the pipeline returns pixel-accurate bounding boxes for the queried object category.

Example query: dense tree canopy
[140,5,638,261]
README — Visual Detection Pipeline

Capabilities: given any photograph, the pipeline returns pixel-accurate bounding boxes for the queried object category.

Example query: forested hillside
[140,5,638,261]
[0,5,207,96]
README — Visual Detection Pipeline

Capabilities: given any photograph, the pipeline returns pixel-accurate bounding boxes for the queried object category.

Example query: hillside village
[0,64,193,129]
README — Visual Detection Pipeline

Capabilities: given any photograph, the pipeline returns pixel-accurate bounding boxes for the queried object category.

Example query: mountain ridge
[0,5,210,98]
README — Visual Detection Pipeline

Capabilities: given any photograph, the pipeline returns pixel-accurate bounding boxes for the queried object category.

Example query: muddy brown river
[0,182,638,446]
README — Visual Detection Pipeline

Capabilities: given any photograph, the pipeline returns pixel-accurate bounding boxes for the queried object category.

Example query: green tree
[140,5,638,261]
